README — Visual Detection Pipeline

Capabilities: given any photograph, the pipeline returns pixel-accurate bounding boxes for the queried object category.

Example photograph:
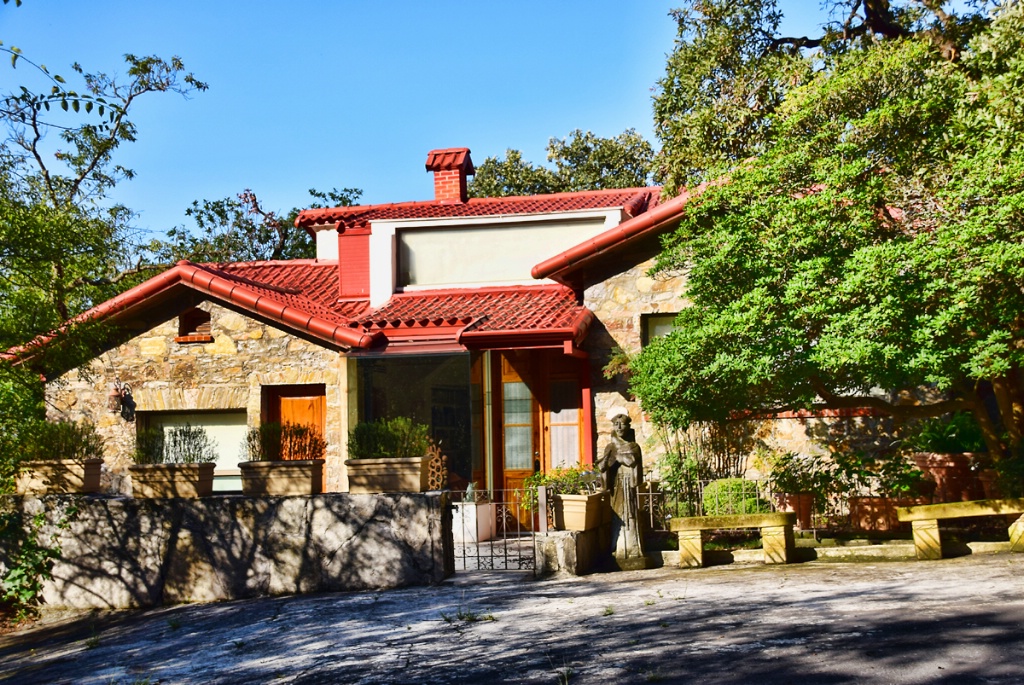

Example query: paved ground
[1,553,1023,684]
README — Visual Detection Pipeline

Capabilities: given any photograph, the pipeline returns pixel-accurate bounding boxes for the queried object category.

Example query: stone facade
[46,301,350,493]
[2,492,453,609]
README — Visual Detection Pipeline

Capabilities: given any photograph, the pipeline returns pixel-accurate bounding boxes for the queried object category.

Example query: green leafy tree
[0,43,206,490]
[468,128,655,198]
[634,1,1024,461]
[151,186,361,263]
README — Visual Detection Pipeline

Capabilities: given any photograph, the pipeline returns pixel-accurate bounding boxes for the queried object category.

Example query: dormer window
[175,308,213,344]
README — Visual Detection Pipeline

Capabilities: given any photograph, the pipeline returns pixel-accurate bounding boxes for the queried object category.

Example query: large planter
[239,459,325,496]
[345,456,430,493]
[773,492,814,530]
[453,501,496,543]
[554,492,608,532]
[129,463,215,499]
[16,458,103,495]
[911,452,978,502]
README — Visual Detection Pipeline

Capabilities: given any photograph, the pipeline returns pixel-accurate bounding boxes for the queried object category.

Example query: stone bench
[669,512,797,568]
[895,498,1024,560]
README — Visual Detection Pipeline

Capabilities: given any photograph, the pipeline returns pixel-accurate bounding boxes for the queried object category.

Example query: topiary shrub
[347,417,430,459]
[701,478,771,515]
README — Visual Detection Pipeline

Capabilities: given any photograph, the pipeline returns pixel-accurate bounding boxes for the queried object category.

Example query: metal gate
[451,488,542,574]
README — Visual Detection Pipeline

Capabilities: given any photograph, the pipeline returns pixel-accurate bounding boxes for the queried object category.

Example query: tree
[0,44,206,490]
[468,128,655,198]
[633,1,1024,464]
[151,186,362,264]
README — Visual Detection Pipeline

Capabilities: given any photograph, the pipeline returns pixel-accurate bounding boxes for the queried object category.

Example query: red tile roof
[4,263,591,363]
[295,187,661,231]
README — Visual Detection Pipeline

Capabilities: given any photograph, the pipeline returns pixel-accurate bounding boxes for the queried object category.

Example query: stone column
[677,529,705,568]
[912,519,943,560]
[761,524,793,565]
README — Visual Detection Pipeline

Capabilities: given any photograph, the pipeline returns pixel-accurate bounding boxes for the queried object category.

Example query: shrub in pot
[238,422,326,496]
[345,417,432,493]
[129,424,216,498]
[764,451,833,529]
[837,452,932,532]
[904,412,990,501]
[15,419,104,495]
[524,467,607,531]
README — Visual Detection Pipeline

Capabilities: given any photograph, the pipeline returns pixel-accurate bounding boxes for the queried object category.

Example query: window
[176,308,213,344]
[641,313,678,347]
[141,411,248,492]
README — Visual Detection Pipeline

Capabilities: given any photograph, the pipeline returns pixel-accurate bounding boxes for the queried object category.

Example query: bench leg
[677,530,705,568]
[761,524,793,565]
[912,519,942,560]
[1009,515,1024,553]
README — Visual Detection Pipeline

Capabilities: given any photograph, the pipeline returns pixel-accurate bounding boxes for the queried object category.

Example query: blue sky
[1,1,828,239]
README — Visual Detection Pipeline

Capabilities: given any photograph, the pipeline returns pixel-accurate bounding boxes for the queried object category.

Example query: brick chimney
[425,148,475,204]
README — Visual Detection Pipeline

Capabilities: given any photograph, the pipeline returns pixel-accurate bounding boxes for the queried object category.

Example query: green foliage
[243,422,326,462]
[20,419,104,463]
[635,3,1024,459]
[0,507,74,621]
[347,417,430,459]
[151,187,361,263]
[164,424,215,464]
[137,424,216,465]
[468,129,654,198]
[904,412,989,454]
[701,478,770,515]
[764,451,836,495]
[133,427,165,465]
[832,452,927,498]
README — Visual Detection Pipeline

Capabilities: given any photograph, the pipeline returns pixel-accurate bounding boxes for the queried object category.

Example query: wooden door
[499,353,539,529]
[264,385,326,461]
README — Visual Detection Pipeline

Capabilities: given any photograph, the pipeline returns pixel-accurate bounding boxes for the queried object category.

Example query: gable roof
[295,187,661,231]
[4,261,592,364]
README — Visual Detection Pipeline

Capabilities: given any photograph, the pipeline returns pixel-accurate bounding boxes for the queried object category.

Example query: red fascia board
[531,185,702,281]
[458,327,581,348]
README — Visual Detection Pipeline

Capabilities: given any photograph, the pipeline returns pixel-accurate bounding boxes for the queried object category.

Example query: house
[22,147,714,496]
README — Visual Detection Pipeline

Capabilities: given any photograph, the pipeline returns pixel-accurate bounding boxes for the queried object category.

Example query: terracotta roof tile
[295,187,662,230]
[354,285,583,333]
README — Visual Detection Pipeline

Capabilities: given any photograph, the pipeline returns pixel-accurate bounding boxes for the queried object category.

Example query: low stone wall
[1,492,453,610]
[535,527,610,576]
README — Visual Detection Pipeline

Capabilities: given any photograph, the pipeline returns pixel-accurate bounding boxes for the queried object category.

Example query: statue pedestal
[611,554,650,571]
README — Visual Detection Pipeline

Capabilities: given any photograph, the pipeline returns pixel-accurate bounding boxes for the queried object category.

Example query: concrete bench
[669,512,797,568]
[895,498,1024,560]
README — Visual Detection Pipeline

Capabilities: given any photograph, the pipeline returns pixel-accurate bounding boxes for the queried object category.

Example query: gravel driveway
[2,553,1022,684]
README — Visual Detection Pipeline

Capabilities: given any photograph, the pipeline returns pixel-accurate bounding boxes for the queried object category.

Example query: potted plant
[764,451,828,530]
[345,417,432,493]
[238,422,326,496]
[904,412,990,501]
[452,482,497,543]
[525,467,607,532]
[15,419,104,495]
[129,424,216,498]
[839,452,932,532]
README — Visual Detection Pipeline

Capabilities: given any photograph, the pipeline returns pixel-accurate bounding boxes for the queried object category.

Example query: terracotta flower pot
[239,459,325,496]
[554,492,608,531]
[773,492,814,530]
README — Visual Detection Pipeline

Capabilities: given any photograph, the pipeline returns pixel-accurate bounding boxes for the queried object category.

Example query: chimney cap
[425,148,475,175]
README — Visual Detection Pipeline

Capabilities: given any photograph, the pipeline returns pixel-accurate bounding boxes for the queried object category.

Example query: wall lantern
[108,381,135,422]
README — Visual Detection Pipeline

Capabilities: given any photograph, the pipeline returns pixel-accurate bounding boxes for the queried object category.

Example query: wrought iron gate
[451,488,541,574]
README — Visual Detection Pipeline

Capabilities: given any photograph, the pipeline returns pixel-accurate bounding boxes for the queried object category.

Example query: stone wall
[46,301,349,493]
[1,493,453,610]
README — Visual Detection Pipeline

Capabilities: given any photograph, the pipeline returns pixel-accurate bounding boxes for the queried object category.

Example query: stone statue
[599,411,646,568]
